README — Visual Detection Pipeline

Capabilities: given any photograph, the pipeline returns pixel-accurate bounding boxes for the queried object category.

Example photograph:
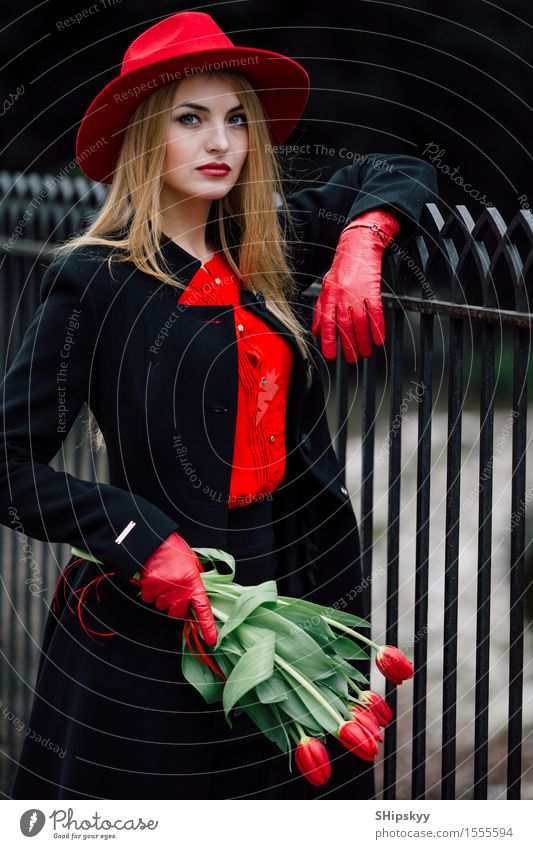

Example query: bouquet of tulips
[141,547,413,786]
[70,545,414,787]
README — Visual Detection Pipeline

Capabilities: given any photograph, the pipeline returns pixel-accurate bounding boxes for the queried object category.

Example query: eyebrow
[172,101,244,113]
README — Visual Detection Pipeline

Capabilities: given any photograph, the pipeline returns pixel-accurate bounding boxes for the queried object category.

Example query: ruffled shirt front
[176,249,294,509]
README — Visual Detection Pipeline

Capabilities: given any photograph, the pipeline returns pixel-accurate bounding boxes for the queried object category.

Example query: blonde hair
[52,70,315,450]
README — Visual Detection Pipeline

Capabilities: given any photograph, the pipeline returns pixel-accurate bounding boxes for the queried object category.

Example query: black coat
[0,153,437,799]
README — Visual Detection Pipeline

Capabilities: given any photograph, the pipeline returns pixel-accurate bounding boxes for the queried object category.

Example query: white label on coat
[115,521,136,544]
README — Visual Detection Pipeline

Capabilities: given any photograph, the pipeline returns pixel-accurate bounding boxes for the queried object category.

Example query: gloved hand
[311,209,401,362]
[139,531,218,646]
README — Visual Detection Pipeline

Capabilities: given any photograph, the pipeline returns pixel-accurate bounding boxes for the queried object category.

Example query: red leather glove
[311,209,401,362]
[139,531,218,646]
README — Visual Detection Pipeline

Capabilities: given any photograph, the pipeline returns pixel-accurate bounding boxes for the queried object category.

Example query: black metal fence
[0,171,531,799]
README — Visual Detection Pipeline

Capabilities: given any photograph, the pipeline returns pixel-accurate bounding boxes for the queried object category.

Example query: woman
[0,11,437,799]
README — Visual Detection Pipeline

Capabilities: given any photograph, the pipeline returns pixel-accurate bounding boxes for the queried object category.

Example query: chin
[193,182,235,200]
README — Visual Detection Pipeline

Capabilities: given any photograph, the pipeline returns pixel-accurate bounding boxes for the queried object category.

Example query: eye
[229,113,247,126]
[176,112,200,125]
[175,112,247,126]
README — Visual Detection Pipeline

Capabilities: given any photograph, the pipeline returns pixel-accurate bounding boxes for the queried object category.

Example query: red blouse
[176,249,294,509]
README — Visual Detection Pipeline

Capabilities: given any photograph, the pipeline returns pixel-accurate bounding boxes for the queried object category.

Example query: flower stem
[320,615,379,649]
[292,718,308,742]
[287,725,301,745]
[209,604,229,622]
[274,654,345,726]
[276,596,378,648]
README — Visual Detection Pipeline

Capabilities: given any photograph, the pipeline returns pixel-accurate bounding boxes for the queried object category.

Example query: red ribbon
[184,617,227,682]
[52,558,118,644]
[53,561,227,669]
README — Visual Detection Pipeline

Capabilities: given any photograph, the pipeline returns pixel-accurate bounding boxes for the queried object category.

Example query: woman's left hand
[311,209,401,362]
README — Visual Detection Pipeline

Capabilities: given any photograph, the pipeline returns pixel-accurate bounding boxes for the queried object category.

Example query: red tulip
[338,720,379,762]
[348,705,383,742]
[295,737,331,786]
[376,645,414,685]
[359,690,393,727]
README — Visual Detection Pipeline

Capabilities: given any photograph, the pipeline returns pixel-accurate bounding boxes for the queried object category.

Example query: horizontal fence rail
[0,171,532,800]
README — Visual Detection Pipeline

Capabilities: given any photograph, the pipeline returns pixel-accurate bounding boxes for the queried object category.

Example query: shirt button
[215,277,222,285]
[261,377,268,385]
[269,435,276,443]
[237,324,244,332]
[301,432,312,453]
[340,485,349,496]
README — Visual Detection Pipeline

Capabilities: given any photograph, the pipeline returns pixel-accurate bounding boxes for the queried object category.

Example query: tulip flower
[294,736,332,786]
[376,645,414,685]
[348,704,383,742]
[337,720,379,762]
[359,690,393,727]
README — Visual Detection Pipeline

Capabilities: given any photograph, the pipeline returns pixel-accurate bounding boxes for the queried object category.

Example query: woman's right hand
[139,531,218,646]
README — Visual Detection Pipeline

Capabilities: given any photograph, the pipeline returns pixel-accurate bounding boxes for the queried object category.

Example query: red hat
[75,11,310,184]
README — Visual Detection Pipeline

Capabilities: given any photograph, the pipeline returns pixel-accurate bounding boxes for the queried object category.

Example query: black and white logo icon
[20,809,46,836]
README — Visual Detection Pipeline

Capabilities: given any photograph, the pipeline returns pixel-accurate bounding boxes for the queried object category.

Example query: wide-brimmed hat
[75,11,310,184]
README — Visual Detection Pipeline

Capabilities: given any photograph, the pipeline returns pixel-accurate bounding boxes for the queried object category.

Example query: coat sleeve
[280,152,438,291]
[0,260,180,585]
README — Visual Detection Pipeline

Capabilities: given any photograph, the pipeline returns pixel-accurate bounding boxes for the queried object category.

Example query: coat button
[215,277,222,285]
[340,485,349,497]
[269,434,276,442]
[261,376,268,386]
[301,432,312,452]
[237,323,244,332]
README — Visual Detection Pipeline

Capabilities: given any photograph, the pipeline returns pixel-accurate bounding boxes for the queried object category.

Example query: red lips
[197,162,231,171]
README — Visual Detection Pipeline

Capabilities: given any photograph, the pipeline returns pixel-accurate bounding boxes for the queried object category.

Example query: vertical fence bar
[360,352,377,625]
[334,344,349,481]
[507,326,528,798]
[411,310,434,798]
[383,308,404,799]
[474,320,495,799]
[21,216,37,736]
[441,316,464,799]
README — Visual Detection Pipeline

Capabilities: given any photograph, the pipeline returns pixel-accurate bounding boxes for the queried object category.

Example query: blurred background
[1,0,531,216]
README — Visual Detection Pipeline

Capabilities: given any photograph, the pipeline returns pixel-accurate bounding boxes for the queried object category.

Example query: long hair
[52,70,316,450]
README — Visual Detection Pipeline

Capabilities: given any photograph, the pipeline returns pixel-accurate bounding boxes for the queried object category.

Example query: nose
[205,119,230,153]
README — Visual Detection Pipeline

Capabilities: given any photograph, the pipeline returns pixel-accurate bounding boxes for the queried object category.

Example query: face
[162,74,249,202]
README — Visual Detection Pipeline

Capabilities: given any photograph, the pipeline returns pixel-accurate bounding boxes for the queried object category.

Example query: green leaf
[345,665,370,685]
[222,631,275,721]
[273,680,325,737]
[213,651,235,679]
[214,631,244,658]
[193,547,236,569]
[320,670,350,701]
[194,549,236,583]
[278,596,371,629]
[314,680,353,722]
[330,636,370,660]
[70,546,103,565]
[214,582,278,646]
[247,607,334,681]
[274,600,338,649]
[234,622,266,651]
[237,691,289,756]
[276,668,342,736]
[180,631,225,705]
[256,672,290,704]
